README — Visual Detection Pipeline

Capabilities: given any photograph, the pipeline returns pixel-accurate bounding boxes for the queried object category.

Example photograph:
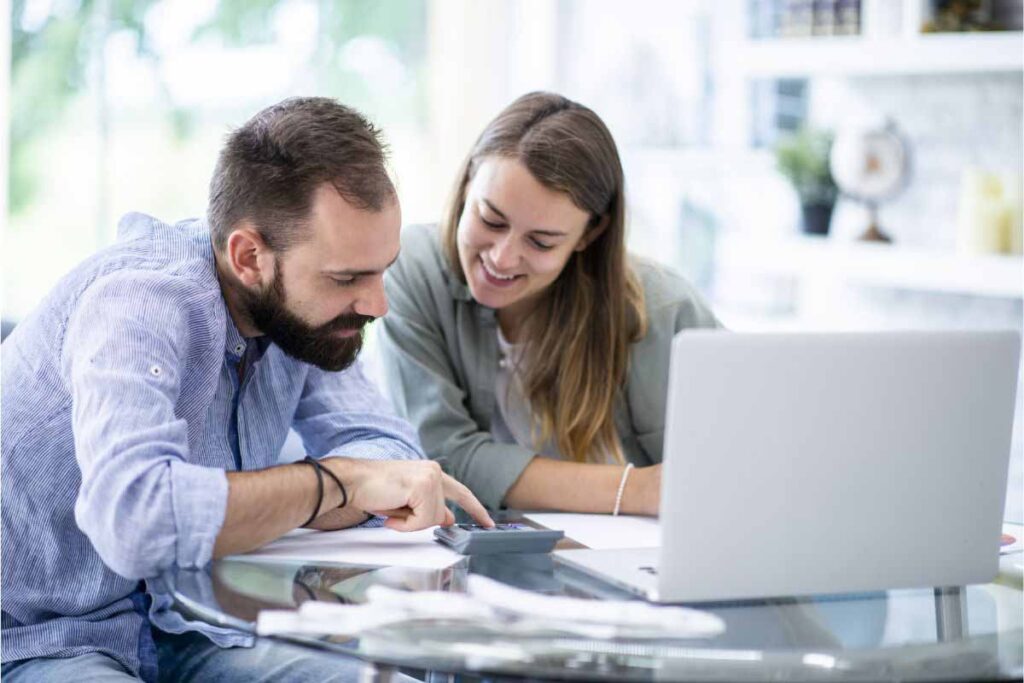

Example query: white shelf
[716,233,1023,299]
[738,31,1023,78]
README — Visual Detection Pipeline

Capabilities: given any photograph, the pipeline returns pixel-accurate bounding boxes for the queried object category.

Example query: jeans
[2,629,398,682]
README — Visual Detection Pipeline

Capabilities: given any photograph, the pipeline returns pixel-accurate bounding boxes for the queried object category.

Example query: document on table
[230,526,464,569]
[258,574,725,639]
[524,513,660,549]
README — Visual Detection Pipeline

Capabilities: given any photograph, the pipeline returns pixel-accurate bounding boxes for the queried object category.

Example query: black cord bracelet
[303,456,348,509]
[320,466,348,509]
[300,458,324,528]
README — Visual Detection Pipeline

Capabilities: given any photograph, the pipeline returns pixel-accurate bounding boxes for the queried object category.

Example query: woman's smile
[478,255,524,288]
[456,157,591,314]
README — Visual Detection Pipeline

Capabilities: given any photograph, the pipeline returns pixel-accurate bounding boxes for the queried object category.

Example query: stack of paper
[232,526,464,569]
[257,574,725,640]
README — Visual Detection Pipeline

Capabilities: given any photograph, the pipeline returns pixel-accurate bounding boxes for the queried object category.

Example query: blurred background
[3,0,1022,516]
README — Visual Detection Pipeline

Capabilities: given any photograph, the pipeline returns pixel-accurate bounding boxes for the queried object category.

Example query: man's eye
[331,278,356,287]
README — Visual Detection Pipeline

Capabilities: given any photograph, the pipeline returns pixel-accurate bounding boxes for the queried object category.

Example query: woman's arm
[504,458,660,515]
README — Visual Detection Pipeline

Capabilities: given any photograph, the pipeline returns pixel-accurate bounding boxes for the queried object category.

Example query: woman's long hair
[441,92,647,464]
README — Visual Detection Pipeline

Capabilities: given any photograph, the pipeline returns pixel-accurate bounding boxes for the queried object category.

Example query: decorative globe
[829,122,910,242]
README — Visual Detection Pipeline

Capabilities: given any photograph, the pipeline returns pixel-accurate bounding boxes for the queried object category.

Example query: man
[1,97,492,682]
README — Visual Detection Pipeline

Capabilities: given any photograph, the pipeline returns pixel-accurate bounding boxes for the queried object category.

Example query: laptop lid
[656,330,1020,603]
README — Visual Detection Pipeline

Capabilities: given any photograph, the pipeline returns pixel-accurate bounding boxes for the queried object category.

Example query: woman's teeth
[482,258,517,280]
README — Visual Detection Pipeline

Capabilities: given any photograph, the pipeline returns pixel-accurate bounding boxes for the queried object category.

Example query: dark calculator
[433,523,564,555]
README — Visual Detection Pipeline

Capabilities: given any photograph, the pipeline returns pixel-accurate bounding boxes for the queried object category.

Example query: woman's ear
[574,214,610,252]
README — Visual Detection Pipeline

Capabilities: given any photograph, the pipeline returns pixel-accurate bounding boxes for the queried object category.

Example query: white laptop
[555,330,1020,603]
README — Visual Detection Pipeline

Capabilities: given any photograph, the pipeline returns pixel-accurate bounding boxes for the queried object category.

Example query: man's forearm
[213,461,351,558]
[212,456,495,559]
[307,504,370,531]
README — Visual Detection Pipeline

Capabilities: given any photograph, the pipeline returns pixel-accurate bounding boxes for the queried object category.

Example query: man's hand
[305,505,372,532]
[322,458,494,531]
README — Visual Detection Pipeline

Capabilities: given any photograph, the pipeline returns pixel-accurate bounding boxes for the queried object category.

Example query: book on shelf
[812,0,837,35]
[833,0,861,35]
[780,0,814,37]
[750,0,861,39]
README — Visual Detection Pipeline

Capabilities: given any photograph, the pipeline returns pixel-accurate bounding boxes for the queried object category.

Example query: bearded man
[1,97,491,682]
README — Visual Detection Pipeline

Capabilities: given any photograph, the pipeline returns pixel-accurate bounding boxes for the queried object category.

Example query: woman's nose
[490,235,519,270]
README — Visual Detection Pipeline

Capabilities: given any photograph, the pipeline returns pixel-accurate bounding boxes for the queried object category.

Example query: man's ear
[574,214,610,252]
[224,223,274,287]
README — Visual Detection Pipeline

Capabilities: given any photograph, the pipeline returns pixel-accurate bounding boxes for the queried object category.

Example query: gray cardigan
[378,223,720,509]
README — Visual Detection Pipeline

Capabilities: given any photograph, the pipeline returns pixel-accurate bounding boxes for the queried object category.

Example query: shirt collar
[223,315,271,363]
[223,309,248,360]
[217,271,252,361]
[444,271,498,325]
[444,268,474,302]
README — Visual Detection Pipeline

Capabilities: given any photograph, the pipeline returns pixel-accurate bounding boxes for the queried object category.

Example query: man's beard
[239,267,373,372]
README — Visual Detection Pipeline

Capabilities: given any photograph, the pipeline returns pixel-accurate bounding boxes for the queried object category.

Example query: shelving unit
[704,0,1023,314]
[715,233,1023,299]
[712,0,1024,146]
[739,31,1023,78]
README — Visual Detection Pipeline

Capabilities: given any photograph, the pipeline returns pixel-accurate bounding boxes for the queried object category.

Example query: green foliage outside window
[9,0,426,217]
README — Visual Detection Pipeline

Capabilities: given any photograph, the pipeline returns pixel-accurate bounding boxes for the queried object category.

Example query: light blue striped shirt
[1,213,424,678]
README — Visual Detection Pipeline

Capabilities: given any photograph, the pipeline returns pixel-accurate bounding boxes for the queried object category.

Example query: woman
[378,92,719,515]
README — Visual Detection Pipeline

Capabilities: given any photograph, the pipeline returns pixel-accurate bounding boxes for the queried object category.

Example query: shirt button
[149,365,162,377]
[234,344,244,354]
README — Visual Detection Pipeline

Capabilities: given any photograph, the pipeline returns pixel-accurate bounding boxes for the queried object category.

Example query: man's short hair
[208,97,395,252]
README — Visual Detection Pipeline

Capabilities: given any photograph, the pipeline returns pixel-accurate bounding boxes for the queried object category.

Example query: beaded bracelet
[612,463,635,516]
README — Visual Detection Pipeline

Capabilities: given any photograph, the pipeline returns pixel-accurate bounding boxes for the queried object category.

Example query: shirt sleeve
[626,265,725,459]
[291,357,425,463]
[377,252,536,510]
[62,271,228,581]
[672,278,722,332]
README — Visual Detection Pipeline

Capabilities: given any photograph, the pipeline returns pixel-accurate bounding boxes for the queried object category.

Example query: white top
[491,327,563,459]
[492,327,614,463]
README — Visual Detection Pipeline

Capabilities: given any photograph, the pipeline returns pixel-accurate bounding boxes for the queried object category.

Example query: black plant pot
[800,203,835,236]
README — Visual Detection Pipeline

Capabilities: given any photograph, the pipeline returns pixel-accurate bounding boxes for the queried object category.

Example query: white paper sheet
[230,526,464,569]
[256,575,725,639]
[524,513,660,549]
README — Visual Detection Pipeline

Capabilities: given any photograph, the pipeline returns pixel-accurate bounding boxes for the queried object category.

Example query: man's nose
[354,279,388,319]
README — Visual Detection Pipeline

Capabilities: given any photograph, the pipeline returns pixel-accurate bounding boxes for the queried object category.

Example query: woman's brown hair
[441,92,648,464]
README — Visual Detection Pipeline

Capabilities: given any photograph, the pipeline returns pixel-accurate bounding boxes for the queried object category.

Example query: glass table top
[162,517,1024,681]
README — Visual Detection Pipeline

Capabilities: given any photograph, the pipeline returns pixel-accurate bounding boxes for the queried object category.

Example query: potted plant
[775,128,839,236]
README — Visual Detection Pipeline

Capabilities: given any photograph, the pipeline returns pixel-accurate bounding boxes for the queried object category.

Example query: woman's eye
[480,216,505,229]
[530,238,554,251]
